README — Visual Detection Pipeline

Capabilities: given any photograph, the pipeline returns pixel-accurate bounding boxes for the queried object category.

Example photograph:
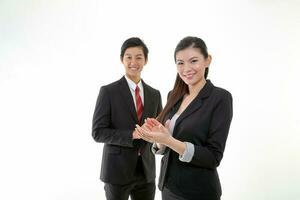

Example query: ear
[206,55,212,67]
[120,56,124,64]
[144,58,148,65]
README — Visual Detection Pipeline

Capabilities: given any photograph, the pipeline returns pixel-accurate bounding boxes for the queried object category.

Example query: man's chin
[126,73,141,80]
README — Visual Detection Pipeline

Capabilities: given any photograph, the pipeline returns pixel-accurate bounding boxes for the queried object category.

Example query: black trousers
[162,187,186,200]
[104,157,155,200]
[162,187,220,200]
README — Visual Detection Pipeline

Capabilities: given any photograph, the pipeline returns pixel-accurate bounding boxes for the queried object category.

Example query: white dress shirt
[124,75,144,110]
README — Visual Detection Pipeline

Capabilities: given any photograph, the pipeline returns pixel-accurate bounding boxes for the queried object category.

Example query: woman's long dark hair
[157,36,209,123]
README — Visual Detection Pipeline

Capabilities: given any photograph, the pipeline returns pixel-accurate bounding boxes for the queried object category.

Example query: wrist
[156,143,162,149]
[163,135,173,146]
[132,130,138,140]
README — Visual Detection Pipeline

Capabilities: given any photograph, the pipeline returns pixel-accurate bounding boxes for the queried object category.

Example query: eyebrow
[176,56,199,62]
[124,53,144,57]
[189,56,199,61]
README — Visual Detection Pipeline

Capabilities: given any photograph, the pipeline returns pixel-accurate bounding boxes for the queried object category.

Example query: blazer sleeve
[157,91,163,115]
[190,91,233,168]
[92,86,134,147]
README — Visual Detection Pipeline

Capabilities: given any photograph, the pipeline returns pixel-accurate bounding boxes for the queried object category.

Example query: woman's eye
[191,60,198,63]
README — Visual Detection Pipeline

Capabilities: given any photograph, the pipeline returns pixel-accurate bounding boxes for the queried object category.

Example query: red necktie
[135,85,143,123]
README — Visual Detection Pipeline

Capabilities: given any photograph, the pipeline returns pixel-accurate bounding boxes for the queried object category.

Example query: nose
[182,63,192,73]
[130,58,137,66]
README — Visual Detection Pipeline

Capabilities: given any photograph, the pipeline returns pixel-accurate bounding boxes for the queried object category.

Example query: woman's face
[121,47,147,81]
[175,47,210,86]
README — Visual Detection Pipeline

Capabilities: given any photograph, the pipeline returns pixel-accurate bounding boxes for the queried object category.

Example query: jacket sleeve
[92,86,134,147]
[190,91,233,168]
[157,92,163,115]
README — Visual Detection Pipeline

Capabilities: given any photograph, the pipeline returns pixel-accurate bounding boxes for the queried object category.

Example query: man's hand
[132,129,141,140]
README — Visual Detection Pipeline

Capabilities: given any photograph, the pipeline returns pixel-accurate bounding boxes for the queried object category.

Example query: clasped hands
[134,118,171,145]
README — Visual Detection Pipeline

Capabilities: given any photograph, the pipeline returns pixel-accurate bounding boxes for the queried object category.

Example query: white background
[0,0,299,199]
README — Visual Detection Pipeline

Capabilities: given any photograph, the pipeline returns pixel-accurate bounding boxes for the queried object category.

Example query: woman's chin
[183,78,195,85]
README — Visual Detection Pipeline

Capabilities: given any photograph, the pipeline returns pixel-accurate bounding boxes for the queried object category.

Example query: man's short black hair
[120,37,149,60]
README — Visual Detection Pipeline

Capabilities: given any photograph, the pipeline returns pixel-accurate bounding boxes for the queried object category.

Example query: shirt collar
[124,75,143,91]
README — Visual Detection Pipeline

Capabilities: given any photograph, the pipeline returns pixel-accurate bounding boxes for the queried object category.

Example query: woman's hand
[132,121,153,140]
[136,118,171,145]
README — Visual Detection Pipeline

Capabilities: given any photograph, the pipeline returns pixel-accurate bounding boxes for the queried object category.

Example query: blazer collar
[141,80,155,123]
[124,75,143,95]
[173,80,214,134]
[118,76,154,124]
[118,76,138,122]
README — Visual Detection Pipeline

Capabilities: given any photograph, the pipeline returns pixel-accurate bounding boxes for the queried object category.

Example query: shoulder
[96,79,123,100]
[207,80,232,102]
[142,81,161,95]
[213,86,232,98]
[102,80,119,89]
[210,84,233,106]
[99,78,123,92]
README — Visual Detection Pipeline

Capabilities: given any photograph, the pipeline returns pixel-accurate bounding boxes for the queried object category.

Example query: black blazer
[92,76,162,185]
[158,80,233,199]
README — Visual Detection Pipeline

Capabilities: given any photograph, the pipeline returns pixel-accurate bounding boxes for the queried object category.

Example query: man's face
[121,47,147,81]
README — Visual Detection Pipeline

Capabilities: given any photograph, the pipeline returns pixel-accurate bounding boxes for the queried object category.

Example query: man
[92,37,162,200]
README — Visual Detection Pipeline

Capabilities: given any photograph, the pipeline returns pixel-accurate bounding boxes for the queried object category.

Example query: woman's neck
[188,79,206,97]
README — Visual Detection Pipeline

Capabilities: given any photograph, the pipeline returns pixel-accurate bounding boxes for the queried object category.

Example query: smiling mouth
[184,73,195,79]
[129,67,139,70]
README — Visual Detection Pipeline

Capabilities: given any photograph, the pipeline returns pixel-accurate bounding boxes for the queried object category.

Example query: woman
[136,36,233,200]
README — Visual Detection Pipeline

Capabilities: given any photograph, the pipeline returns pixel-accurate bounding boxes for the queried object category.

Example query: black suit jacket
[158,80,233,199]
[92,76,162,185]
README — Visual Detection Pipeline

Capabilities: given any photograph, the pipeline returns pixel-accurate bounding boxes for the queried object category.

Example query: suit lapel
[118,76,138,123]
[173,80,214,136]
[174,96,203,132]
[141,81,154,122]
